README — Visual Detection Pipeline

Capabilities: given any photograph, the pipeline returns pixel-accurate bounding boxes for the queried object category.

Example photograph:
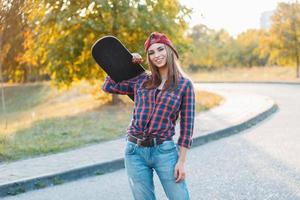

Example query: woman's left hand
[174,161,186,183]
[131,53,143,64]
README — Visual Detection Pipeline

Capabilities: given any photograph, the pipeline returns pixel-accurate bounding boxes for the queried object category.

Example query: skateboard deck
[91,36,145,101]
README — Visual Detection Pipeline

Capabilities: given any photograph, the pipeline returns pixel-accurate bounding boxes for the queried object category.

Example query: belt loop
[153,137,157,147]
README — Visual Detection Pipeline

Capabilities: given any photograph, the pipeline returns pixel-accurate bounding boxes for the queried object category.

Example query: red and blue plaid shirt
[101,71,195,148]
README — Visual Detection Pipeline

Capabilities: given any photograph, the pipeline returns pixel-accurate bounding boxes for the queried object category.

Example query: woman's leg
[124,141,156,200]
[153,141,190,200]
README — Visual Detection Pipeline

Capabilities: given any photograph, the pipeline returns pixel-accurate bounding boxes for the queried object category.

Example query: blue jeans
[124,138,190,200]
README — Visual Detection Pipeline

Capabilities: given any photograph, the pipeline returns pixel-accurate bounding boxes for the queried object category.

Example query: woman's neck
[158,66,168,80]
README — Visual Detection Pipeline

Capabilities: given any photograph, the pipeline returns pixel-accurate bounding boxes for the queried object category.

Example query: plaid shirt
[101,71,195,148]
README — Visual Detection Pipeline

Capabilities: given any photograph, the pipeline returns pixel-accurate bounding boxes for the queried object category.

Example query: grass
[0,83,49,126]
[188,65,300,83]
[0,80,222,162]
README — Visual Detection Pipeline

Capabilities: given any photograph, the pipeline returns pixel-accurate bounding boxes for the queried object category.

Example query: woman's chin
[156,63,167,68]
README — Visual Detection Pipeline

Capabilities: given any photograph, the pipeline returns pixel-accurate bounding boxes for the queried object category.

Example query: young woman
[102,32,195,200]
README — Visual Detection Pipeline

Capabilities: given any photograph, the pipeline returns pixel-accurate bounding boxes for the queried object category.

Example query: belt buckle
[137,138,143,147]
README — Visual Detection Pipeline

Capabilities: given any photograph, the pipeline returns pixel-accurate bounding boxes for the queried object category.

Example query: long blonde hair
[142,45,189,92]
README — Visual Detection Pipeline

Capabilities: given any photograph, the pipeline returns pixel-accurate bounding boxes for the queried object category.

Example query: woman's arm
[174,80,195,183]
[174,146,188,183]
[178,80,195,148]
[101,53,144,95]
[178,146,188,163]
[101,74,143,95]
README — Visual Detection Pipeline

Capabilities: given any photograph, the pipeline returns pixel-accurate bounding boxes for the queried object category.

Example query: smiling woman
[101,32,195,200]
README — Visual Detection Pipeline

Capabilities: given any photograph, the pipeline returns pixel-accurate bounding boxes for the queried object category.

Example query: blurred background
[0,0,299,162]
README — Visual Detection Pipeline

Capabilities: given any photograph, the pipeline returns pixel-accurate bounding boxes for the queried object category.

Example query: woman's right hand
[132,53,143,64]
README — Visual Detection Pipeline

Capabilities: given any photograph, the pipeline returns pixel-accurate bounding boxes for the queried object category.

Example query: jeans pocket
[157,141,177,154]
[125,141,137,155]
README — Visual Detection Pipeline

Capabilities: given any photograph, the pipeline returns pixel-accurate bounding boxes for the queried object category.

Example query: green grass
[4,84,49,112]
[0,102,134,161]
[0,83,50,121]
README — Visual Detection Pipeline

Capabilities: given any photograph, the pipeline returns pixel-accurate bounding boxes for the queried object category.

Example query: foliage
[1,0,300,83]
[16,0,191,87]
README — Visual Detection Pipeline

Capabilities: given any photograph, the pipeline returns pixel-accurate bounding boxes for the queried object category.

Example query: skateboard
[91,36,146,101]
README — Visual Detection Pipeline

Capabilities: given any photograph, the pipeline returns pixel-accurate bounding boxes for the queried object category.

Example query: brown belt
[127,134,172,147]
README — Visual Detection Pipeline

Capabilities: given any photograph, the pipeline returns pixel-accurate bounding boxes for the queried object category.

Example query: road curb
[0,103,279,198]
[192,103,278,146]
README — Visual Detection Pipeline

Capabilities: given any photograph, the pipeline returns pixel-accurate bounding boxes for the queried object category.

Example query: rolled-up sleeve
[178,80,195,149]
[101,72,145,95]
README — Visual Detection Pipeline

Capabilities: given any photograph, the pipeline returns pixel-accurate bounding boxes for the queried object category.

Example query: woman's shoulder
[179,74,194,88]
[139,70,151,81]
[143,70,152,78]
[138,70,152,81]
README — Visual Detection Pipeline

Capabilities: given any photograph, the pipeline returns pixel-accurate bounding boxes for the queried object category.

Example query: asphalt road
[4,83,300,200]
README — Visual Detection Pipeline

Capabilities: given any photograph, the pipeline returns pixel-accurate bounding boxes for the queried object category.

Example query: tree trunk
[296,54,299,78]
[112,94,121,104]
[290,1,300,78]
[0,32,8,129]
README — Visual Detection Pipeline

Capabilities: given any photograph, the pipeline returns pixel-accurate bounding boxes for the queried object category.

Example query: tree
[0,0,29,82]
[185,24,235,70]
[19,0,191,104]
[236,29,268,67]
[270,1,300,77]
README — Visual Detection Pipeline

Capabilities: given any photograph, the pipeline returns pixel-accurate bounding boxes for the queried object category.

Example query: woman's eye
[158,48,164,51]
[148,52,154,55]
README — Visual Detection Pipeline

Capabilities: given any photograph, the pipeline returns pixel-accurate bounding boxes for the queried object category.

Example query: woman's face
[147,43,167,68]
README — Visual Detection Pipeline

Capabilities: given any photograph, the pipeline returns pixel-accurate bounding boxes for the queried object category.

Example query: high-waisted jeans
[124,138,190,200]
